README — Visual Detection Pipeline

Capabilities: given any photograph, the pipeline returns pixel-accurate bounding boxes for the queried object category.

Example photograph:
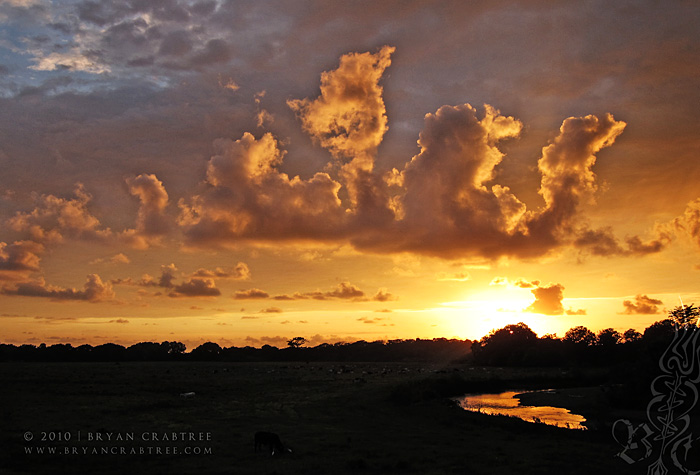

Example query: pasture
[1,362,638,474]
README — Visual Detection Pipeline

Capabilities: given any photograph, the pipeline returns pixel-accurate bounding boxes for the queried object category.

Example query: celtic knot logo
[613,307,700,475]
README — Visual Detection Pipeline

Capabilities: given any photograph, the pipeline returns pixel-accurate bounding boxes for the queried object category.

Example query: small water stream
[455,390,587,430]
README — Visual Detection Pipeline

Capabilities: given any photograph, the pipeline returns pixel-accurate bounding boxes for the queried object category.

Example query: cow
[254,431,292,456]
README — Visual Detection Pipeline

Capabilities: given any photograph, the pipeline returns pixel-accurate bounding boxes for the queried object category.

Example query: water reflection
[455,390,587,430]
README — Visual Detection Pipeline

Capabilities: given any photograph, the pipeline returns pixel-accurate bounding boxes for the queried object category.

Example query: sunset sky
[1,0,699,350]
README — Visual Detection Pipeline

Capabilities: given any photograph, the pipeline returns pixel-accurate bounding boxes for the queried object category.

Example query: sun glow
[441,287,548,340]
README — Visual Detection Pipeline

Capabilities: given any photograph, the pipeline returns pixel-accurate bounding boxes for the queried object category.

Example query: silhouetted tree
[162,341,186,356]
[190,342,222,361]
[597,328,622,346]
[622,328,642,343]
[668,303,700,327]
[563,326,598,346]
[643,319,675,341]
[92,343,126,361]
[287,337,307,349]
[127,342,168,360]
[473,322,538,366]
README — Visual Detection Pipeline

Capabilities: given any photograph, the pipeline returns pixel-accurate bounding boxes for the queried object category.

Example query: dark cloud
[357,316,388,324]
[234,288,270,300]
[260,307,283,314]
[273,282,368,301]
[622,294,663,315]
[2,274,114,302]
[574,226,672,257]
[235,282,389,303]
[158,30,193,57]
[324,282,364,299]
[0,240,43,279]
[192,262,251,280]
[373,288,396,302]
[190,38,231,66]
[157,263,178,288]
[169,277,220,298]
[122,174,171,248]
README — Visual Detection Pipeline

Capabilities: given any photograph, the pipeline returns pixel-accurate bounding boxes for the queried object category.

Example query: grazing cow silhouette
[254,431,291,456]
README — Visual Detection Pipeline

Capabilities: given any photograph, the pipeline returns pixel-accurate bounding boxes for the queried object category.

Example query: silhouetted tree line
[3,305,696,368]
[472,305,698,368]
[0,338,472,363]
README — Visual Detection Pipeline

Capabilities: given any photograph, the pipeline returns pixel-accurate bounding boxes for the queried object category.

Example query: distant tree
[162,341,186,355]
[597,328,622,346]
[473,322,538,366]
[127,342,167,360]
[92,343,127,361]
[563,326,597,346]
[191,342,222,360]
[643,319,676,341]
[622,329,642,343]
[668,303,700,327]
[287,337,307,349]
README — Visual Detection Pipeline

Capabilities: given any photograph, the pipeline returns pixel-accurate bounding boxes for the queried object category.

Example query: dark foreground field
[1,362,639,474]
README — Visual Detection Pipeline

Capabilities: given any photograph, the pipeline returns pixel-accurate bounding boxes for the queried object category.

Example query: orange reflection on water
[455,391,587,430]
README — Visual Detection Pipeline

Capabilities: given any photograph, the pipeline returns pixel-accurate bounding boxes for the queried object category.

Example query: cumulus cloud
[490,277,539,288]
[287,46,394,164]
[674,198,700,248]
[351,103,629,259]
[179,132,345,245]
[122,174,170,248]
[157,263,178,288]
[90,253,130,265]
[192,262,251,280]
[0,240,43,280]
[287,47,398,220]
[169,277,220,298]
[8,184,111,244]
[373,288,396,302]
[276,282,367,301]
[2,274,114,302]
[131,263,178,289]
[574,225,672,257]
[238,282,389,302]
[173,47,653,261]
[535,114,626,227]
[234,288,270,300]
[323,282,365,299]
[622,294,663,315]
[525,283,565,315]
[260,307,283,314]
[524,282,585,316]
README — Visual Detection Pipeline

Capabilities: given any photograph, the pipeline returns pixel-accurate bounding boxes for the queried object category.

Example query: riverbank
[515,386,648,430]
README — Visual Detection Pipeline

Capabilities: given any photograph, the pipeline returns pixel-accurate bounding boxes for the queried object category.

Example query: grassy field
[1,362,640,474]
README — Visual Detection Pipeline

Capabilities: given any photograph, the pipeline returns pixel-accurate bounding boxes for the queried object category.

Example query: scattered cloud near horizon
[622,295,664,315]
